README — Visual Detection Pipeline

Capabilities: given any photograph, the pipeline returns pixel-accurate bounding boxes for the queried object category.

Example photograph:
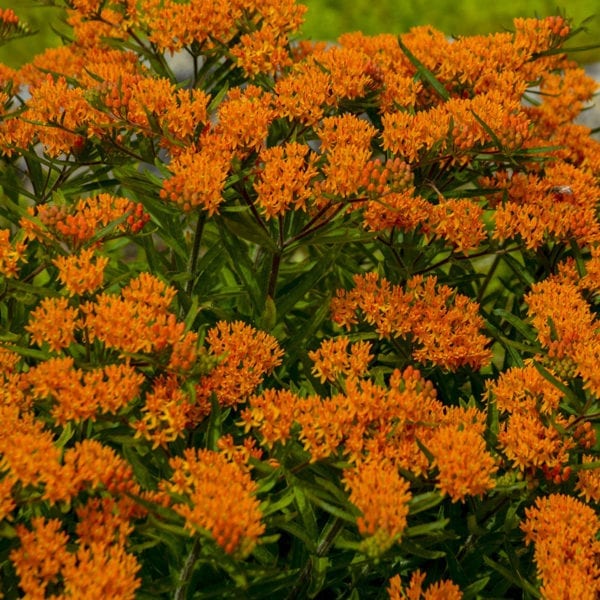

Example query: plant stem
[186,211,206,295]
[174,537,201,600]
[267,251,281,299]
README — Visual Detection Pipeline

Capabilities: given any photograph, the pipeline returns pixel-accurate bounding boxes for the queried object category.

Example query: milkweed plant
[0,1,598,598]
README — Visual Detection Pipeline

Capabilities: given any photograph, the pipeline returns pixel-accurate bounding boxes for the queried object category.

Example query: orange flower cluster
[26,297,79,352]
[159,140,233,213]
[488,363,579,479]
[427,424,497,502]
[194,320,284,418]
[247,363,497,502]
[491,163,600,250]
[82,273,199,371]
[0,228,27,278]
[0,403,62,501]
[254,142,318,219]
[240,388,301,449]
[331,273,491,370]
[25,357,144,424]
[143,0,305,56]
[21,193,149,250]
[54,247,109,296]
[387,571,463,600]
[526,273,600,398]
[162,448,265,558]
[343,459,411,556]
[10,516,141,600]
[576,454,600,503]
[132,375,195,448]
[521,494,600,599]
[308,337,373,383]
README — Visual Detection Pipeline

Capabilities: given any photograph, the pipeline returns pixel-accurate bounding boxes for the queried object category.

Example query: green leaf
[492,308,537,342]
[293,484,319,543]
[220,209,278,252]
[276,255,337,317]
[397,36,450,101]
[408,491,443,515]
[404,518,450,537]
[462,576,491,599]
[483,556,541,597]
[303,490,357,524]
[399,538,447,559]
[122,444,158,489]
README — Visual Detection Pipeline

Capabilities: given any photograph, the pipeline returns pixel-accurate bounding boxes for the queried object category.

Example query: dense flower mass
[162,448,265,558]
[521,494,600,599]
[0,1,598,598]
[331,273,492,370]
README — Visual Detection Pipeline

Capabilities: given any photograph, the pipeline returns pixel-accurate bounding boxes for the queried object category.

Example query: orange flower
[231,25,293,77]
[254,142,317,218]
[57,439,140,502]
[310,45,373,101]
[82,273,199,371]
[525,275,600,393]
[0,404,62,496]
[26,357,144,424]
[382,107,451,163]
[26,297,79,352]
[343,459,412,556]
[387,570,463,600]
[493,162,600,249]
[486,363,564,415]
[216,434,263,469]
[194,321,284,418]
[120,271,177,311]
[513,15,570,56]
[318,114,377,152]
[498,410,574,474]
[241,388,301,449]
[294,366,445,470]
[163,448,265,558]
[22,194,148,249]
[215,85,276,156]
[331,273,491,370]
[0,228,27,278]
[274,62,332,125]
[75,496,135,548]
[575,455,600,503]
[362,188,430,233]
[18,74,106,156]
[59,541,141,600]
[308,337,371,384]
[0,476,15,522]
[54,248,109,296]
[521,493,600,599]
[132,375,194,448]
[145,0,241,53]
[160,141,232,214]
[426,424,497,502]
[425,198,486,253]
[10,517,72,599]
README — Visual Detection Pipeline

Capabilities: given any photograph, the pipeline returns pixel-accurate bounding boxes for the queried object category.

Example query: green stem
[174,537,201,600]
[186,211,206,295]
[476,252,502,305]
[267,251,281,299]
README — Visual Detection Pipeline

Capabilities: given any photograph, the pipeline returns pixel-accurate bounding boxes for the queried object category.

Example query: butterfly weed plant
[0,2,599,598]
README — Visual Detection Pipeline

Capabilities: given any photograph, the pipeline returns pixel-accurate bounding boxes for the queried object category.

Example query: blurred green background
[0,0,598,67]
